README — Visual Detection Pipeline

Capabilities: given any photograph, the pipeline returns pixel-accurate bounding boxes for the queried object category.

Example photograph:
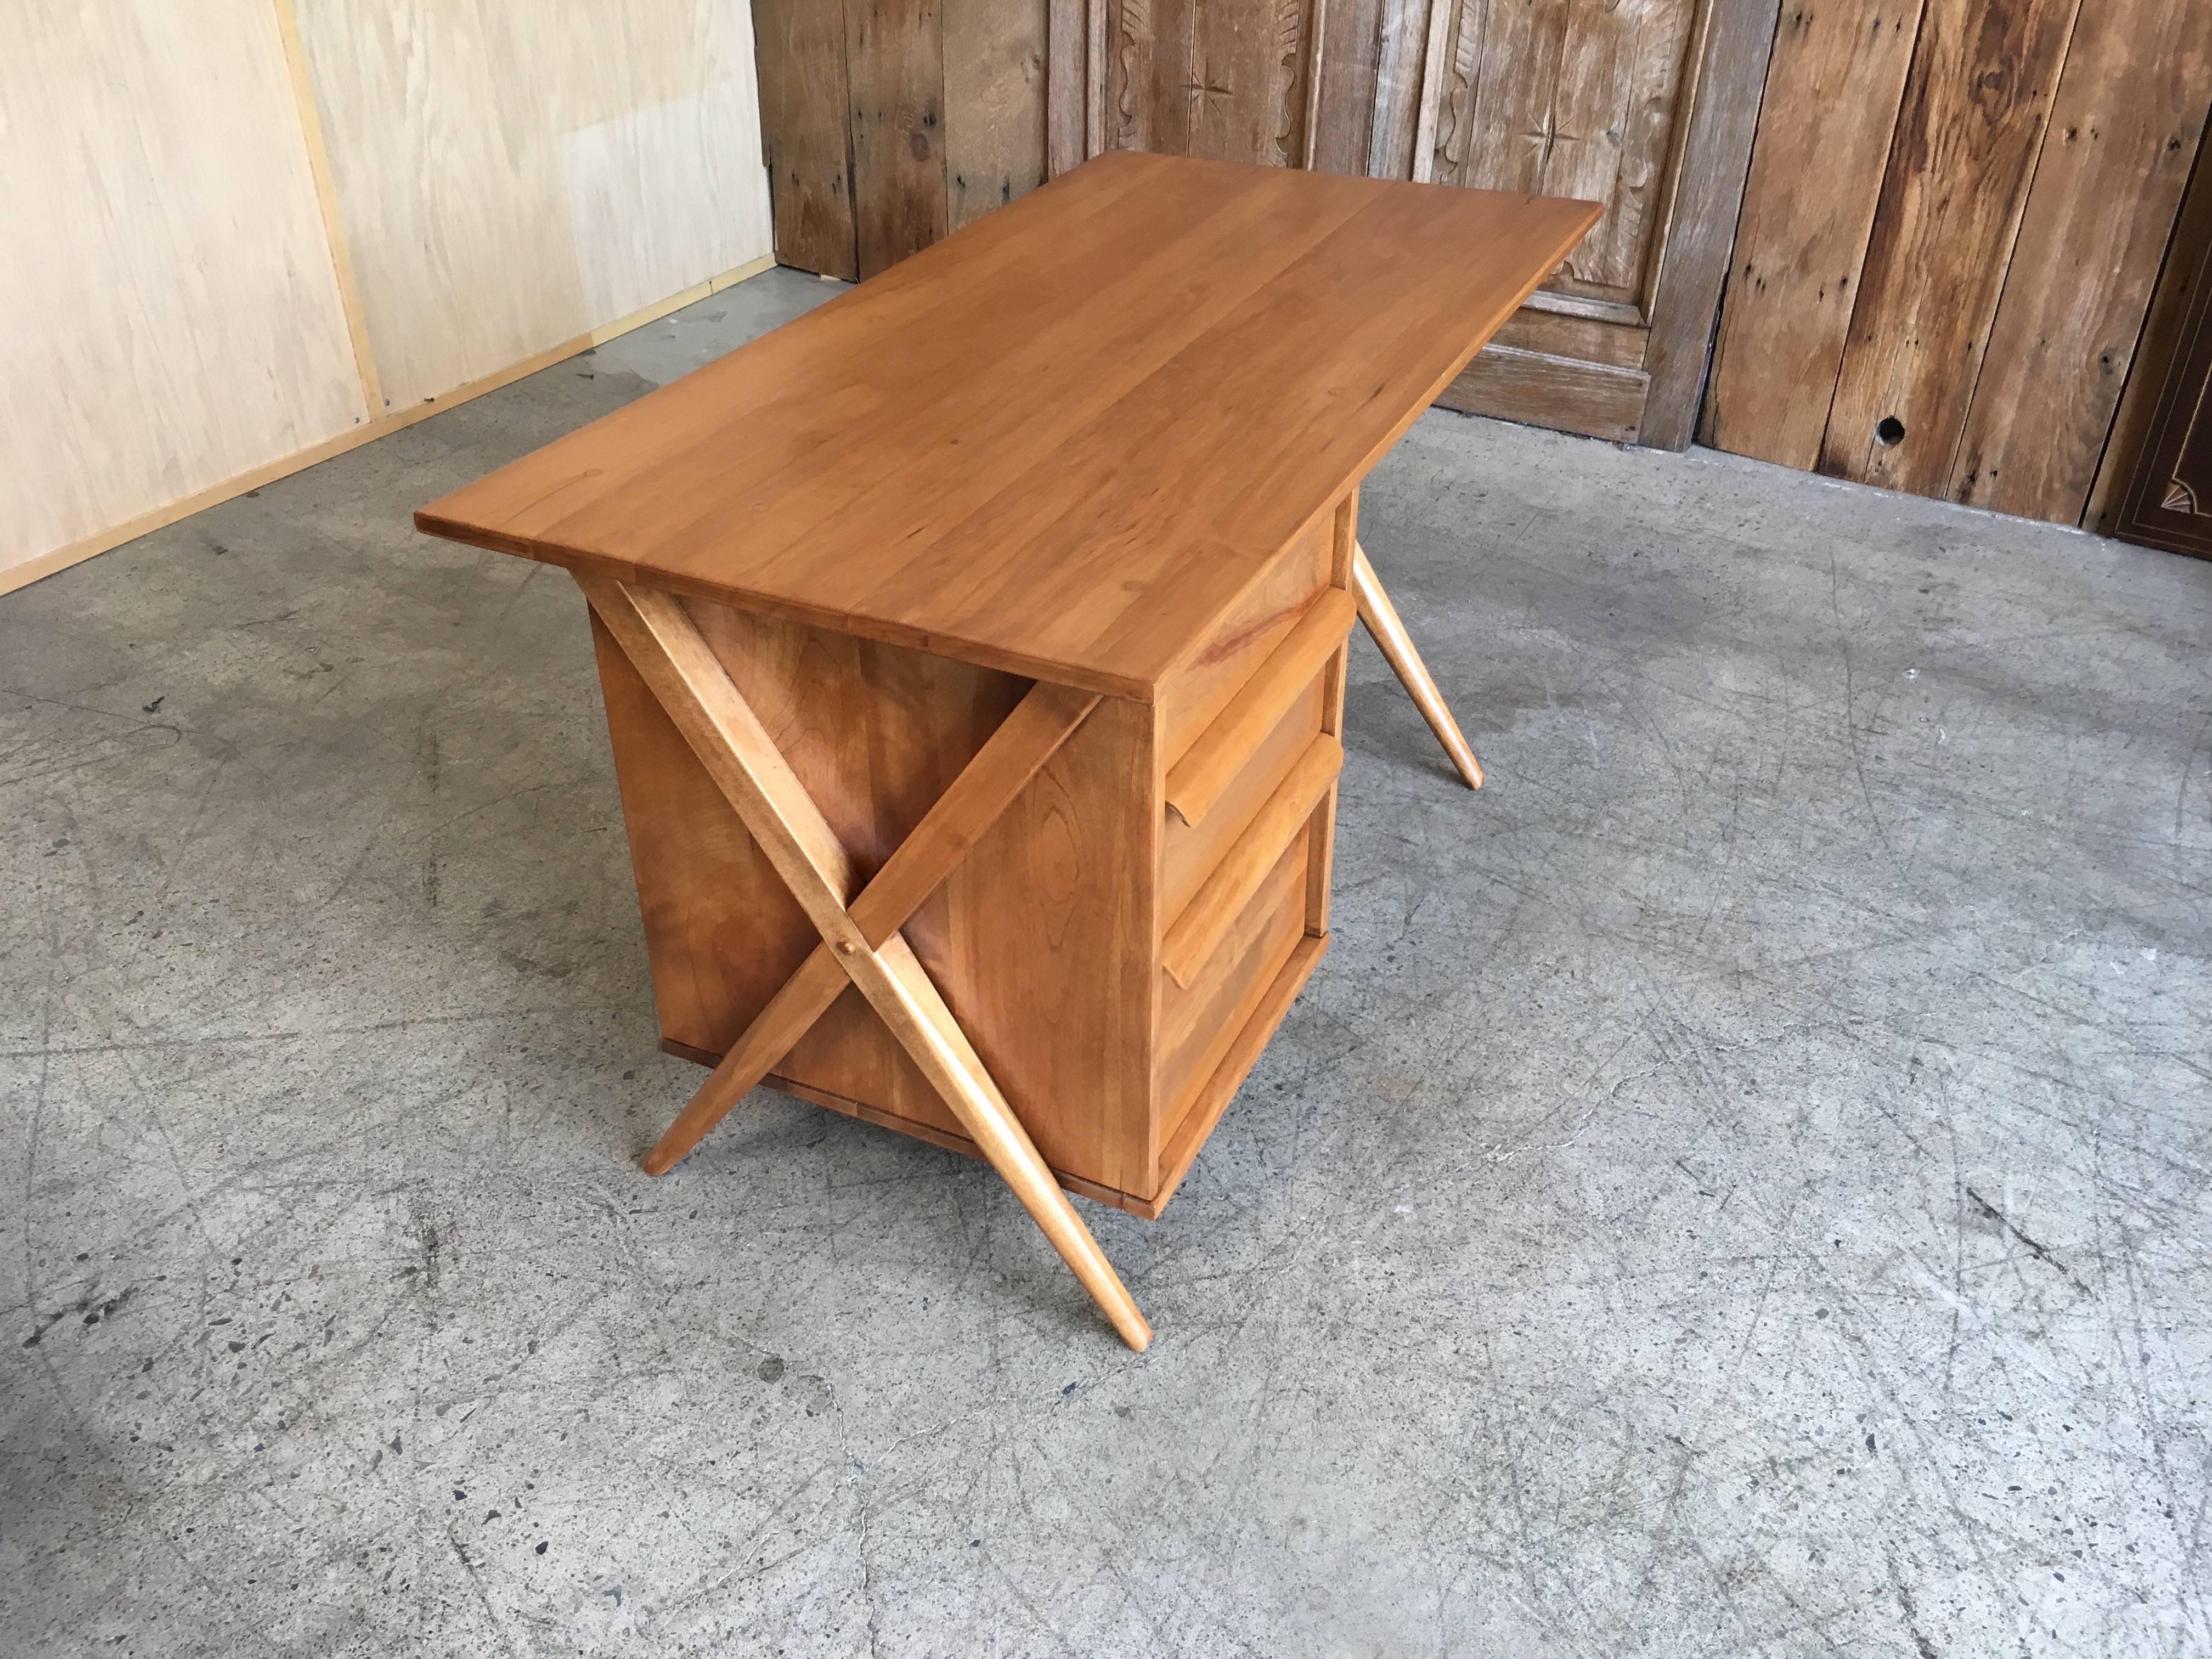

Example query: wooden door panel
[1426,0,1698,309]
[1108,0,1320,166]
[749,0,1771,450]
[1070,0,1766,448]
[2100,119,2212,556]
[1816,0,2080,494]
[1311,0,1430,177]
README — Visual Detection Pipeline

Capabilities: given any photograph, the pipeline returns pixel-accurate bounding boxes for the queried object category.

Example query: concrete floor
[4,265,2210,1657]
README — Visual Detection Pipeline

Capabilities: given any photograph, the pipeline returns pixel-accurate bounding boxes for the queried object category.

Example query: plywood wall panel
[1816,0,2081,493]
[2,0,369,563]
[295,0,772,409]
[1701,1,1924,468]
[945,0,1049,231]
[1947,0,2212,523]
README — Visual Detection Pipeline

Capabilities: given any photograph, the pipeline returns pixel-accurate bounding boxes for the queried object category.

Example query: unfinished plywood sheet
[1,0,369,568]
[295,0,772,410]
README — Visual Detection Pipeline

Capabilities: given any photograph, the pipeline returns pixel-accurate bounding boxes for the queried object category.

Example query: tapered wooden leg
[580,574,1148,1347]
[849,933,1152,1351]
[641,945,845,1176]
[1351,540,1484,789]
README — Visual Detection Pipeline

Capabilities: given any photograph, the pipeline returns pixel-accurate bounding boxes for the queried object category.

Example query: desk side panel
[592,598,1156,1197]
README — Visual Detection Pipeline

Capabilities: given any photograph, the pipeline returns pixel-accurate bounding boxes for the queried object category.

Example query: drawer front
[1154,826,1311,1147]
[1156,518,1331,774]
[1161,669,1325,927]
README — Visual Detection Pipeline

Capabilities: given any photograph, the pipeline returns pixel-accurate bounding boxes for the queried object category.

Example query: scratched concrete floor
[4,265,2210,1657]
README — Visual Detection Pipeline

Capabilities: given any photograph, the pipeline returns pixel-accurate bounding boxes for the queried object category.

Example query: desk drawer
[1157,518,1331,774]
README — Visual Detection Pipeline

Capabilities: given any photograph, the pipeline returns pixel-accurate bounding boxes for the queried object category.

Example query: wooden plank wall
[760,0,1780,455]
[1706,0,2212,526]
[3,1,776,596]
[757,0,2212,530]
[757,0,1050,281]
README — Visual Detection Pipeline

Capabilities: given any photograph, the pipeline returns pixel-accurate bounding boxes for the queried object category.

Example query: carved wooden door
[1057,0,1776,448]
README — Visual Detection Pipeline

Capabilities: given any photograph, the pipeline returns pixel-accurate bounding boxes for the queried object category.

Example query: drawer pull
[1165,588,1355,827]
[1162,733,1342,988]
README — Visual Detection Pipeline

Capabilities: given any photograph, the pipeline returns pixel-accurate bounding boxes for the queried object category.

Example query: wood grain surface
[945,0,1049,230]
[756,0,860,278]
[4,0,368,565]
[1437,345,1647,443]
[585,576,1150,1346]
[1818,0,2083,493]
[1701,0,1925,467]
[2092,126,2212,536]
[846,0,948,278]
[1426,0,1697,306]
[296,0,771,408]
[419,153,1596,698]
[592,594,1159,1199]
[1947,0,2212,521]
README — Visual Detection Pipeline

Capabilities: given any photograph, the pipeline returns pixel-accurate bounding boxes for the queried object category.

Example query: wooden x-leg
[577,575,1150,1350]
[1351,540,1485,790]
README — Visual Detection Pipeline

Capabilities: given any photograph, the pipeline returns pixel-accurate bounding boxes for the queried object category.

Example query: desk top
[416,153,1597,699]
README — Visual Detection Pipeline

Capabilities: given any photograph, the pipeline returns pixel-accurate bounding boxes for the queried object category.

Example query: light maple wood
[417,155,1599,698]
[1308,493,1357,935]
[1351,543,1483,789]
[4,0,368,574]
[1163,736,1344,987]
[589,598,1158,1199]
[1156,934,1329,1200]
[580,574,1149,1349]
[1165,590,1356,827]
[1156,831,1313,1140]
[293,0,772,410]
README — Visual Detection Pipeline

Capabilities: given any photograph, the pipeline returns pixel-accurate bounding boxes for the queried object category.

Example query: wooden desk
[417,154,1596,1347]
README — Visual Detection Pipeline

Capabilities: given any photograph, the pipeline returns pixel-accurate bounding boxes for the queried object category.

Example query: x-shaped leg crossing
[578,575,1151,1350]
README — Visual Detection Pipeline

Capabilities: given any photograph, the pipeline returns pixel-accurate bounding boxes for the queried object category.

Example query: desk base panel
[661,932,1326,1220]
